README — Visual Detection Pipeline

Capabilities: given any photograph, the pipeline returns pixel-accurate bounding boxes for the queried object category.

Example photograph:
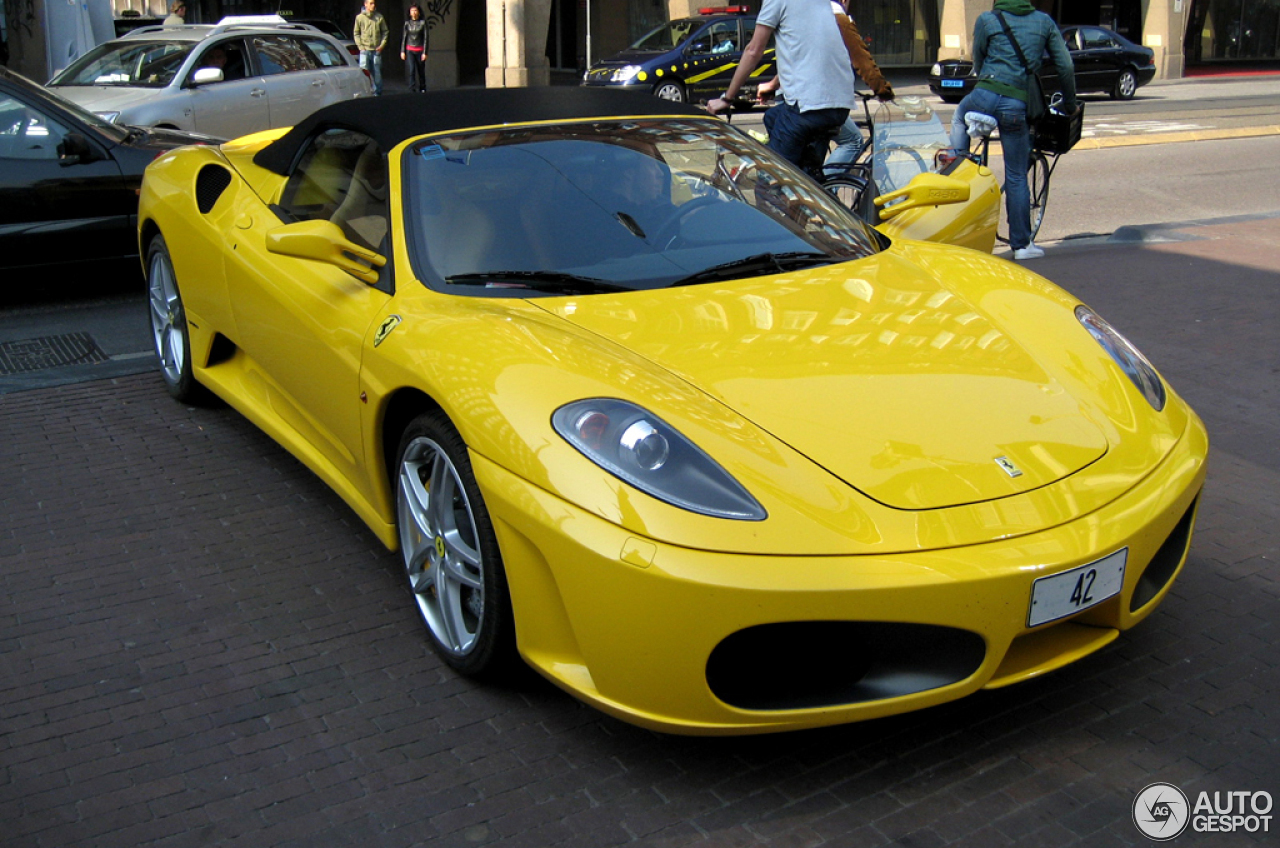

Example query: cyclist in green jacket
[949,0,1077,260]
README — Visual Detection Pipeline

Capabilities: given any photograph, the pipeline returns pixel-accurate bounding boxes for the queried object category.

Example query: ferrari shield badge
[994,456,1023,478]
[374,314,402,347]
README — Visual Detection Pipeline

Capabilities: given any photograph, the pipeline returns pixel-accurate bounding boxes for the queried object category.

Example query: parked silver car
[47,19,372,140]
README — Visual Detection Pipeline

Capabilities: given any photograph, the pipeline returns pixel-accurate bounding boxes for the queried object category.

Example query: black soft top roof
[252,87,710,174]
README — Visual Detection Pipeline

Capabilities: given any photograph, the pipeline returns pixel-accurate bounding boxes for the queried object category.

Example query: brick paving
[2,215,1278,846]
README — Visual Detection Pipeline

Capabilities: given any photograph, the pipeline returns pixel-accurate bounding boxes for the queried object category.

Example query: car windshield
[2,68,130,141]
[50,40,194,88]
[404,118,881,297]
[870,97,953,196]
[629,19,702,51]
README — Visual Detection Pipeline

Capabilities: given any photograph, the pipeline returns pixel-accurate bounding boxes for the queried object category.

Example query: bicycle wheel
[822,174,873,219]
[997,151,1052,244]
[1027,150,1050,240]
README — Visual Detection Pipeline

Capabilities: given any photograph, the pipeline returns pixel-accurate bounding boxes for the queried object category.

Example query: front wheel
[1112,67,1138,100]
[652,80,686,102]
[396,411,516,677]
[822,174,876,222]
[1027,150,1050,239]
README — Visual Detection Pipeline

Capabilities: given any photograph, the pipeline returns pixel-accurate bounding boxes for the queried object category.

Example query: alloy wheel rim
[397,436,485,656]
[148,250,185,385]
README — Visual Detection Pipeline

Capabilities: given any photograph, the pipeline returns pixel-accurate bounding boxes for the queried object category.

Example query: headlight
[553,398,766,521]
[611,65,643,83]
[95,111,121,123]
[1076,305,1166,411]
[930,63,942,76]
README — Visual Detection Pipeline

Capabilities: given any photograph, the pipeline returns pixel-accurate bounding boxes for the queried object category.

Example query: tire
[822,174,873,220]
[396,411,516,677]
[653,80,685,102]
[1027,150,1050,239]
[146,234,208,403]
[941,94,964,104]
[1113,67,1138,100]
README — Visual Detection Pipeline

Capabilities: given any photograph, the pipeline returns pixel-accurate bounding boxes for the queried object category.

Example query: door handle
[251,88,266,97]
[311,79,325,87]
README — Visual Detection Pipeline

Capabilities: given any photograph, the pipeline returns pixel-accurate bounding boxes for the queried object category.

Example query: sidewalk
[1,213,1277,847]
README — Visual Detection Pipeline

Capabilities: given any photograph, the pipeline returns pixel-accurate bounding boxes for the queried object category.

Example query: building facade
[3,0,1275,89]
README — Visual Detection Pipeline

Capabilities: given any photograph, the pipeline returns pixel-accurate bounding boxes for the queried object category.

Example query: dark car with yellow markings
[581,6,775,104]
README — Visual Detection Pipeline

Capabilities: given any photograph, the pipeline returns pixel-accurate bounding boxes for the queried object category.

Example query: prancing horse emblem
[374,314,402,347]
[994,456,1023,478]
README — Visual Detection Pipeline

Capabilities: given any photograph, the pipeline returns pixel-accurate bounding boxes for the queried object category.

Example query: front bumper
[475,411,1207,735]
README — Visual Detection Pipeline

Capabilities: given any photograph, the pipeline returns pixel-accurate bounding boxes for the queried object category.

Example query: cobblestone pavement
[2,215,1277,847]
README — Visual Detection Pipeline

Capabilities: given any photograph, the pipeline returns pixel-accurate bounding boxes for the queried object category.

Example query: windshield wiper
[668,252,835,287]
[444,270,628,295]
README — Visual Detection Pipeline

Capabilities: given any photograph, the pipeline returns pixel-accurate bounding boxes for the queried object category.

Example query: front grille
[706,621,986,711]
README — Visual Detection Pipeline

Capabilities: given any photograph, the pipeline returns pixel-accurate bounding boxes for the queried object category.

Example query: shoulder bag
[995,11,1049,124]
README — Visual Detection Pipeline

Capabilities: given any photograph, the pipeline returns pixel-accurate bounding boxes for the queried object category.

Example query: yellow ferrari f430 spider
[140,88,1207,735]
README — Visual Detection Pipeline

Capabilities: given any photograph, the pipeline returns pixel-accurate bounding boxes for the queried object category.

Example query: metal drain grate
[0,333,110,375]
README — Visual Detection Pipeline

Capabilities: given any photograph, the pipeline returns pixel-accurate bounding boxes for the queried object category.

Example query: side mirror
[265,219,386,284]
[687,40,710,55]
[58,132,102,166]
[191,67,224,85]
[874,172,971,220]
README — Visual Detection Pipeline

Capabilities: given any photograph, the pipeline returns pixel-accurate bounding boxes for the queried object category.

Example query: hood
[50,84,160,117]
[130,125,224,150]
[994,0,1037,14]
[540,252,1110,511]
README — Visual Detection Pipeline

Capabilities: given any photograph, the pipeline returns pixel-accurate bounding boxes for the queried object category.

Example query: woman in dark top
[401,4,429,92]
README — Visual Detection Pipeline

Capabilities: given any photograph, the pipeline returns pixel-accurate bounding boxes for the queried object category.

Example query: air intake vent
[195,165,232,214]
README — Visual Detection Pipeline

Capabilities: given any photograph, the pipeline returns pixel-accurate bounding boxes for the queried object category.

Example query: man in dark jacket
[949,0,1076,260]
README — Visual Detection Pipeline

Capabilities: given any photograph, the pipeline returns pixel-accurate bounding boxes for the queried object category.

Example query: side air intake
[195,165,232,214]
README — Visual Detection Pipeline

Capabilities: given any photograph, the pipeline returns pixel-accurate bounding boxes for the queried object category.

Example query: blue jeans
[824,116,865,171]
[763,101,849,169]
[949,87,1033,250]
[360,50,383,95]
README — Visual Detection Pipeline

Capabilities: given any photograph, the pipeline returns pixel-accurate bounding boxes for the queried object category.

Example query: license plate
[1028,549,1127,627]
[941,79,965,88]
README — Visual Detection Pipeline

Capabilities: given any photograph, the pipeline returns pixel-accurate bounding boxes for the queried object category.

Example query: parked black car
[929,25,1156,103]
[0,66,217,279]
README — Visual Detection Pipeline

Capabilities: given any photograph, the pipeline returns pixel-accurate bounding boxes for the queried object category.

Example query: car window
[692,21,741,56]
[630,18,701,51]
[742,18,774,51]
[1080,28,1115,49]
[51,39,194,88]
[0,94,69,160]
[191,39,250,83]
[1060,29,1079,50]
[250,35,322,76]
[301,37,346,68]
[279,128,389,253]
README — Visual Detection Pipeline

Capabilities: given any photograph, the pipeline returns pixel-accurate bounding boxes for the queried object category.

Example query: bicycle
[795,91,880,218]
[712,92,880,218]
[947,94,1081,242]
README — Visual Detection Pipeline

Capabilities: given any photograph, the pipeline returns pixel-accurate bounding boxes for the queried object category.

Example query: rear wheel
[1112,67,1138,100]
[653,80,685,102]
[396,411,516,677]
[147,234,208,403]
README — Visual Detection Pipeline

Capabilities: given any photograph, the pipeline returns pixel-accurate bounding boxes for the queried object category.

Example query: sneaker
[1013,243,1045,260]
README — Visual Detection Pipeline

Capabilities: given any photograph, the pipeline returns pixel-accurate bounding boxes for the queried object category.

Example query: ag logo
[374,314,402,347]
[1133,782,1190,841]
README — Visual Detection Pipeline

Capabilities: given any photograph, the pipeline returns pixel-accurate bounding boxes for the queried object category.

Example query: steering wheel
[647,194,723,251]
